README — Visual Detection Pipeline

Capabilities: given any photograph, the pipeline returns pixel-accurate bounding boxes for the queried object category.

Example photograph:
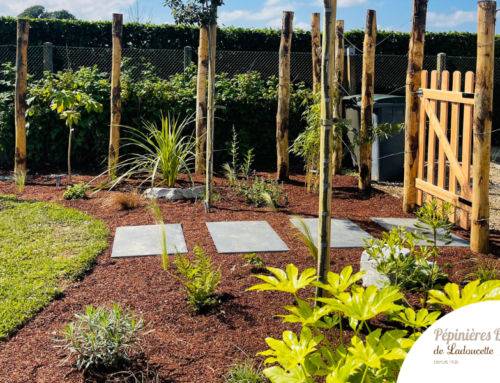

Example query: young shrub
[13,169,27,193]
[236,176,287,209]
[55,304,150,370]
[466,258,499,283]
[107,190,144,210]
[243,253,266,268]
[63,182,89,200]
[173,246,221,311]
[225,359,267,383]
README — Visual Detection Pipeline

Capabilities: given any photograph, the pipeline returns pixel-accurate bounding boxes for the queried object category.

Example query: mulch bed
[0,172,499,383]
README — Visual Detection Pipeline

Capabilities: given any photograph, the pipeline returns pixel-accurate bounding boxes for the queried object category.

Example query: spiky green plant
[223,162,238,187]
[293,217,318,261]
[146,198,168,270]
[13,170,27,193]
[225,359,267,383]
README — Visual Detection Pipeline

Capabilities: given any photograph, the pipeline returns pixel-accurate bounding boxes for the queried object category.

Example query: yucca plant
[98,114,197,191]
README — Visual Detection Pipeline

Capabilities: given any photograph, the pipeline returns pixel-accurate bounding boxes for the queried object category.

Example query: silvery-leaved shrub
[55,304,151,370]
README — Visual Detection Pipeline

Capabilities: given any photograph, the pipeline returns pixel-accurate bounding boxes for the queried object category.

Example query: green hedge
[0,16,493,57]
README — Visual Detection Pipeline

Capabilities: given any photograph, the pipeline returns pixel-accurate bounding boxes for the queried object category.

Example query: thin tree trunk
[311,13,321,94]
[109,13,123,177]
[68,127,72,183]
[277,11,294,181]
[332,20,344,175]
[471,1,496,254]
[403,0,428,213]
[358,10,376,190]
[15,19,29,173]
[196,26,209,175]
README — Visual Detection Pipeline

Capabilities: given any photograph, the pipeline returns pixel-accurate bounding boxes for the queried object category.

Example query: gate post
[403,0,428,213]
[471,1,496,254]
[15,19,29,174]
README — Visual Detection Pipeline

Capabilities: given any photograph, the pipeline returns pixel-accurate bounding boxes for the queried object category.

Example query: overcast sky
[0,0,486,34]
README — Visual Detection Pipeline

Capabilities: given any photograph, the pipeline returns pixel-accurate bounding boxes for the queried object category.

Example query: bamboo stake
[205,7,217,211]
[108,13,123,176]
[332,20,344,175]
[14,18,29,173]
[315,0,337,301]
[311,13,321,94]
[403,0,428,213]
[358,10,376,190]
[277,11,294,182]
[196,26,209,175]
[471,1,496,254]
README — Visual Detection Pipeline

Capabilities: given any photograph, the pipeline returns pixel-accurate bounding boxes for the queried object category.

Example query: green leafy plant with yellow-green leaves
[63,182,89,200]
[247,263,500,383]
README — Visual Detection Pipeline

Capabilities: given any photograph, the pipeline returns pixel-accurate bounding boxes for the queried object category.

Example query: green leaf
[428,280,500,310]
[312,266,365,297]
[392,308,440,330]
[248,264,317,295]
[263,365,314,383]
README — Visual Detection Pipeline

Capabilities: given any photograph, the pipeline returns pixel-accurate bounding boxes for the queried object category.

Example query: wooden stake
[277,11,294,181]
[332,20,344,175]
[471,1,496,254]
[403,0,428,212]
[14,19,29,173]
[205,8,217,211]
[196,26,209,175]
[315,0,337,301]
[108,13,123,176]
[358,10,376,190]
[311,13,321,94]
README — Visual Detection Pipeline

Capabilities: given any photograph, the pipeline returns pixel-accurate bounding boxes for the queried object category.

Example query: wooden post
[315,0,337,301]
[332,20,344,175]
[205,7,217,211]
[346,45,357,95]
[471,1,496,254]
[196,27,209,175]
[15,19,29,173]
[403,0,428,213]
[358,10,376,190]
[108,13,123,176]
[277,11,294,181]
[437,53,446,88]
[311,13,321,94]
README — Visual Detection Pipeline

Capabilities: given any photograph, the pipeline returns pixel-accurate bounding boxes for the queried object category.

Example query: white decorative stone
[144,186,204,201]
[360,246,410,289]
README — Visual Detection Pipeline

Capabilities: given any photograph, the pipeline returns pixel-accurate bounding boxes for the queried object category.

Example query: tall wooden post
[109,13,123,175]
[15,19,29,173]
[277,11,294,181]
[196,27,209,175]
[332,20,344,175]
[315,0,337,301]
[403,0,428,213]
[358,10,376,190]
[205,7,218,211]
[471,1,496,254]
[311,13,321,94]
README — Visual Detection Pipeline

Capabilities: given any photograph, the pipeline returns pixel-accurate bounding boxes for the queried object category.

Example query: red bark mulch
[0,172,498,383]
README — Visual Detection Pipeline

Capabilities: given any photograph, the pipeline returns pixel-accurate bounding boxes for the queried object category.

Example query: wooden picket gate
[415,69,475,230]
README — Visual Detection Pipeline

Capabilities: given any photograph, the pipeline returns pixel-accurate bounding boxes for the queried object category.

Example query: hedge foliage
[0,16,493,57]
[0,62,311,170]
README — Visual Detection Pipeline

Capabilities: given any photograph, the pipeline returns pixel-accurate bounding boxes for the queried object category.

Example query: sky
[0,0,485,34]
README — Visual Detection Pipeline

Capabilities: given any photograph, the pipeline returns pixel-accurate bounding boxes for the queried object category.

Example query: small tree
[18,6,76,20]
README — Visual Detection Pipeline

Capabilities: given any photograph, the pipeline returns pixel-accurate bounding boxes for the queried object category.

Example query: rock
[360,246,411,289]
[144,186,204,201]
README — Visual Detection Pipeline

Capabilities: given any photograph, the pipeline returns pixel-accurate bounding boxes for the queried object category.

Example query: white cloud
[219,0,296,24]
[295,21,310,30]
[5,0,136,21]
[427,10,477,28]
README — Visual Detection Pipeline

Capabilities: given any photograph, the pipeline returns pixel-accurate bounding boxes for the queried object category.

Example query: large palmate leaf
[248,264,317,295]
[392,308,440,330]
[264,365,314,383]
[325,358,356,383]
[277,299,338,329]
[312,266,365,297]
[259,327,323,371]
[428,280,500,310]
[317,285,404,322]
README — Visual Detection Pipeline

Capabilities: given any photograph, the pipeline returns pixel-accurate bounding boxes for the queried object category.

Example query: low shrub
[63,182,89,200]
[236,176,287,209]
[173,245,221,311]
[56,304,151,370]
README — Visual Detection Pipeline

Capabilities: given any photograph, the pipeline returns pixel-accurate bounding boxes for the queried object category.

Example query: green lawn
[0,195,108,338]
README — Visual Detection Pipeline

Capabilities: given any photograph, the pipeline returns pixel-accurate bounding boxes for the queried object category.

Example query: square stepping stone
[111,224,188,258]
[206,221,289,253]
[371,218,469,247]
[290,218,372,248]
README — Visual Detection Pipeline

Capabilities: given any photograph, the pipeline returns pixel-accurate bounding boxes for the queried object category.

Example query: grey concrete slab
[290,218,372,248]
[111,224,188,258]
[206,221,289,253]
[371,218,469,247]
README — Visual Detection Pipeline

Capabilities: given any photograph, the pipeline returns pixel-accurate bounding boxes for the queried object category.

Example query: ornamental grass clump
[55,304,151,370]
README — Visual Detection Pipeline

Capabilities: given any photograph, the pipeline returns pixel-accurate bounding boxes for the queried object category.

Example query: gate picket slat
[449,71,462,222]
[426,70,439,202]
[437,71,450,205]
[417,70,428,206]
[460,72,474,230]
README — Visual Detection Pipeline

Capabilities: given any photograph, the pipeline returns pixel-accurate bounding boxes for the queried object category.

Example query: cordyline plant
[247,264,500,382]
